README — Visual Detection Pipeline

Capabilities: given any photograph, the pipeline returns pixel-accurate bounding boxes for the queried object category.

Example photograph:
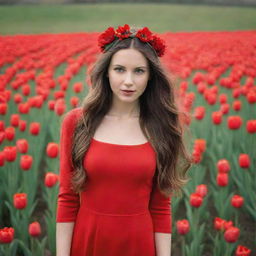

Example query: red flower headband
[98,24,166,57]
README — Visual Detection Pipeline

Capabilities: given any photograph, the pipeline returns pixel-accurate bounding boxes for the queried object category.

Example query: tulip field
[0,29,256,256]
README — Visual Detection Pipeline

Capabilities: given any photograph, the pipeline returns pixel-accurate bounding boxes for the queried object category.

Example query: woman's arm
[56,222,75,256]
[155,232,172,256]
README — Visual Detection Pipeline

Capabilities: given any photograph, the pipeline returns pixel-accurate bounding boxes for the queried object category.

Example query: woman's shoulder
[61,107,83,129]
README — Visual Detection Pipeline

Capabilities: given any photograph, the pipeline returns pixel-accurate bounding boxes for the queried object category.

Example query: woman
[56,24,192,256]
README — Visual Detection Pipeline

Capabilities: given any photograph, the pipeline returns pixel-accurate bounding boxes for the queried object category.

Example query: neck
[107,98,140,119]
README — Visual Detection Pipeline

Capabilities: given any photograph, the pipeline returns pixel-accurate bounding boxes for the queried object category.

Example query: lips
[122,90,135,92]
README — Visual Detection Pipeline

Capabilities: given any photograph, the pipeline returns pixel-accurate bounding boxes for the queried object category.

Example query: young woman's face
[107,48,150,104]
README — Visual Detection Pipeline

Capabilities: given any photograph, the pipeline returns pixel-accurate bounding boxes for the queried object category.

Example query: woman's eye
[136,69,144,73]
[114,68,123,72]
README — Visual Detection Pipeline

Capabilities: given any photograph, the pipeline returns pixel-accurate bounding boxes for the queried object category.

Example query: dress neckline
[92,138,149,147]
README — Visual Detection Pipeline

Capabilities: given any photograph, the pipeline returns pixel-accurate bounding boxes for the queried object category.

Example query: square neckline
[92,138,149,147]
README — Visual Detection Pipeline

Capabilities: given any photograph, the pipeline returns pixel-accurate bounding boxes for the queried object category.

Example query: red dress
[56,107,172,256]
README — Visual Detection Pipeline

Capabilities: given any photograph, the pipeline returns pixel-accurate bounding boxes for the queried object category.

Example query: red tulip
[246,120,256,133]
[0,131,5,144]
[73,82,83,93]
[194,139,206,153]
[0,103,7,115]
[223,220,233,231]
[224,226,240,243]
[217,159,230,173]
[3,146,17,162]
[231,195,244,208]
[217,172,228,186]
[176,219,190,235]
[235,245,251,256]
[28,222,41,237]
[55,100,66,116]
[219,94,227,104]
[10,114,20,127]
[233,100,241,111]
[46,142,59,158]
[220,103,229,114]
[192,149,202,164]
[0,227,15,243]
[247,91,256,104]
[227,116,242,130]
[214,217,225,231]
[13,193,27,209]
[5,127,15,141]
[20,155,33,170]
[19,120,27,132]
[29,122,40,135]
[44,172,59,187]
[13,93,23,104]
[212,111,222,125]
[238,154,250,168]
[22,84,31,96]
[190,193,203,208]
[70,96,79,107]
[194,106,205,120]
[16,139,29,153]
[195,184,208,197]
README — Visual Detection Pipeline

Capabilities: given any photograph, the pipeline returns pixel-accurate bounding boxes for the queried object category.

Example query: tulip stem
[181,236,185,256]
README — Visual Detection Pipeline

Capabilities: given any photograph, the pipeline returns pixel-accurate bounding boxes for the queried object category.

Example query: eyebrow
[113,64,148,69]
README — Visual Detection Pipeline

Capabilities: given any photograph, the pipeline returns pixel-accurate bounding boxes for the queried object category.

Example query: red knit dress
[56,107,172,256]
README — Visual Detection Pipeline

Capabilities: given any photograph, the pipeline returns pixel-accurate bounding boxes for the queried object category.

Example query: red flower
[0,227,15,243]
[98,27,116,51]
[16,139,29,153]
[10,114,20,127]
[29,122,40,135]
[247,91,256,104]
[20,155,33,171]
[246,120,256,133]
[5,127,15,141]
[214,217,225,231]
[238,154,250,168]
[194,139,206,153]
[54,100,66,116]
[190,193,203,208]
[73,82,83,93]
[235,245,251,256]
[46,142,59,158]
[217,159,230,173]
[176,219,190,235]
[231,195,244,208]
[13,193,27,210]
[3,146,17,162]
[233,100,241,111]
[115,24,132,40]
[217,172,228,186]
[150,35,166,57]
[227,116,242,130]
[28,222,41,237]
[194,106,205,120]
[212,111,222,125]
[136,27,153,42]
[19,120,27,132]
[224,226,240,243]
[44,172,59,187]
[195,184,208,197]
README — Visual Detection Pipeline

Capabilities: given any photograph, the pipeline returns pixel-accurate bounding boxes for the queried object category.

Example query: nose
[124,71,133,86]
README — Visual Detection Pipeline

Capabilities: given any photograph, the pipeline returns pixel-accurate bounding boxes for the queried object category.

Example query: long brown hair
[70,26,193,198]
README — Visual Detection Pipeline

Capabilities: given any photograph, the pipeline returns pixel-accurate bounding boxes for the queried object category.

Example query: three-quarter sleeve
[149,176,172,233]
[56,108,81,222]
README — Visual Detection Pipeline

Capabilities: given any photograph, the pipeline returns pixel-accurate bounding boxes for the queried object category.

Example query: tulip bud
[227,116,242,130]
[217,159,230,173]
[176,219,190,235]
[195,184,208,197]
[238,154,250,168]
[13,193,27,210]
[28,222,41,237]
[45,172,59,187]
[46,142,59,158]
[224,226,240,243]
[217,172,228,186]
[20,155,33,170]
[231,195,244,208]
[190,193,203,208]
[30,122,40,135]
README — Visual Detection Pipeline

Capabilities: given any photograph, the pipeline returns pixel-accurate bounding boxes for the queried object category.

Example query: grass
[0,3,255,35]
